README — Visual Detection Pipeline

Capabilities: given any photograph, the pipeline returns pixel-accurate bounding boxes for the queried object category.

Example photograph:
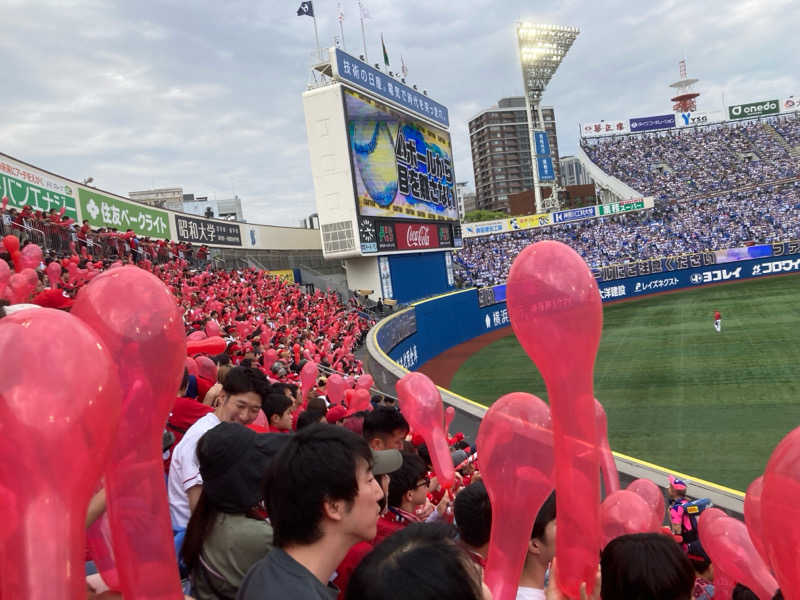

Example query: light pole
[516,23,579,214]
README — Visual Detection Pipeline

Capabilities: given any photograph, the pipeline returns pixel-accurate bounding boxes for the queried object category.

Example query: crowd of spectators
[455,116,800,288]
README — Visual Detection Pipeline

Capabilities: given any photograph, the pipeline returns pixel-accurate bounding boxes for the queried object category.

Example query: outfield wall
[366,250,800,514]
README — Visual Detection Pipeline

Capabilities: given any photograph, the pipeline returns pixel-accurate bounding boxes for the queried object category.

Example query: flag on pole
[401,55,408,78]
[337,1,344,22]
[296,1,314,17]
[381,34,389,67]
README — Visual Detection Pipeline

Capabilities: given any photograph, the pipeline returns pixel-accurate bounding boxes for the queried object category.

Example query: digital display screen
[343,87,458,222]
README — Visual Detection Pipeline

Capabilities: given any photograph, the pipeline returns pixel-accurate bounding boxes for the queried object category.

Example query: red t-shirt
[334,541,373,600]
[195,375,215,403]
[163,396,214,472]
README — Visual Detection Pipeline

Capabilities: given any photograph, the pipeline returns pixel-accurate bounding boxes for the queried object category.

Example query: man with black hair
[237,424,386,600]
[376,451,430,543]
[163,368,213,473]
[169,366,269,530]
[262,393,294,432]
[517,491,556,600]
[453,480,492,567]
[362,406,409,451]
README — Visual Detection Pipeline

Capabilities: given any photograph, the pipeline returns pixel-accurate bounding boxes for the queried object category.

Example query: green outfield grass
[450,275,800,491]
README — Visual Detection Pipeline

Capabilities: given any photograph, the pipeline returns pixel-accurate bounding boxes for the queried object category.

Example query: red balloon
[46,262,62,290]
[263,348,278,372]
[0,308,122,599]
[326,373,348,405]
[300,360,318,403]
[187,330,207,341]
[600,490,658,548]
[349,388,372,414]
[506,241,602,598]
[744,476,770,569]
[477,392,554,600]
[72,266,185,598]
[595,398,619,494]
[396,372,455,488]
[698,512,778,600]
[445,405,455,434]
[20,243,43,271]
[761,425,800,596]
[196,356,217,383]
[626,478,665,531]
[185,357,199,377]
[8,268,37,303]
[3,234,19,256]
[355,374,374,392]
[204,320,221,337]
[0,259,10,292]
[186,335,227,356]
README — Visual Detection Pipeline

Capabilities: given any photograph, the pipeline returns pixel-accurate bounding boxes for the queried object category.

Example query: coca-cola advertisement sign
[395,222,441,250]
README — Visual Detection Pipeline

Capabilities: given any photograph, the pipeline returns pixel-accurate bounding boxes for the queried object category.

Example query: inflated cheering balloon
[626,478,665,531]
[300,360,318,403]
[3,234,19,258]
[186,335,227,356]
[595,398,619,494]
[349,388,372,414]
[73,266,186,598]
[761,425,800,596]
[600,490,657,548]
[0,259,10,298]
[355,373,374,392]
[506,240,603,598]
[744,476,770,569]
[477,392,554,600]
[698,512,778,600]
[445,405,455,434]
[187,330,207,341]
[326,373,348,405]
[263,348,278,371]
[20,243,43,271]
[185,357,199,377]
[46,261,62,289]
[196,356,217,383]
[396,372,455,489]
[204,320,221,337]
[0,308,122,599]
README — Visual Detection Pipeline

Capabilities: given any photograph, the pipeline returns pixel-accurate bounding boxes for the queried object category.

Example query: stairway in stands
[763,122,800,158]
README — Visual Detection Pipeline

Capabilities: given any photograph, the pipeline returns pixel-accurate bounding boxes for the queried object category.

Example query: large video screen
[343,87,457,222]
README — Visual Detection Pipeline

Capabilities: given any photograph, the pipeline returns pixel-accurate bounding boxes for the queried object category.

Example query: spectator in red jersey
[377,452,430,543]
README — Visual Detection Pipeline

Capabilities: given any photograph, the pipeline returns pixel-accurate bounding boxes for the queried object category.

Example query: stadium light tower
[516,23,579,213]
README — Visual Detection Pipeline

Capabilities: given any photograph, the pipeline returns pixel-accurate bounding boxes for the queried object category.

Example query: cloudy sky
[3,0,798,226]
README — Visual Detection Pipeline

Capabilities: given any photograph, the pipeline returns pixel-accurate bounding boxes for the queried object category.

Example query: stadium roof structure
[516,23,579,104]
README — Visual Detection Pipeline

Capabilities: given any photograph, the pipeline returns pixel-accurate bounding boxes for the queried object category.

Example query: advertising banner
[629,114,676,132]
[781,97,800,112]
[0,157,78,219]
[395,221,440,250]
[728,99,779,120]
[344,87,457,223]
[335,49,449,127]
[534,131,551,156]
[175,214,241,246]
[536,156,555,182]
[676,112,712,127]
[598,199,646,216]
[78,188,171,239]
[437,223,454,248]
[553,206,596,223]
[376,221,397,251]
[580,120,629,137]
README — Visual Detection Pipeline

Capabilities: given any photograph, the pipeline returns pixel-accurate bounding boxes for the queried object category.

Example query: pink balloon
[626,478,665,531]
[300,360,319,403]
[349,388,372,414]
[698,512,778,600]
[744,476,770,569]
[595,398,619,494]
[204,320,221,337]
[396,372,455,489]
[762,425,800,596]
[20,243,43,271]
[3,234,19,256]
[477,392,554,600]
[187,330,207,341]
[72,266,186,597]
[263,348,279,372]
[600,490,658,548]
[0,308,122,599]
[0,259,9,289]
[196,356,217,383]
[355,374,374,392]
[506,240,602,598]
[185,357,199,377]
[445,405,455,433]
[326,373,348,405]
[186,335,227,356]
[8,270,36,303]
[46,262,62,290]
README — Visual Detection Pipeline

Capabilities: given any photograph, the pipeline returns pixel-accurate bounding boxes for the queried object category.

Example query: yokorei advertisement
[343,87,458,223]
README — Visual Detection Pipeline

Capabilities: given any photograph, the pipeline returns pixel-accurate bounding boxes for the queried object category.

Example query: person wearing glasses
[375,452,437,544]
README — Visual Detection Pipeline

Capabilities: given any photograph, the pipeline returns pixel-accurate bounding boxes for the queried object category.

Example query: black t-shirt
[237,547,338,600]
